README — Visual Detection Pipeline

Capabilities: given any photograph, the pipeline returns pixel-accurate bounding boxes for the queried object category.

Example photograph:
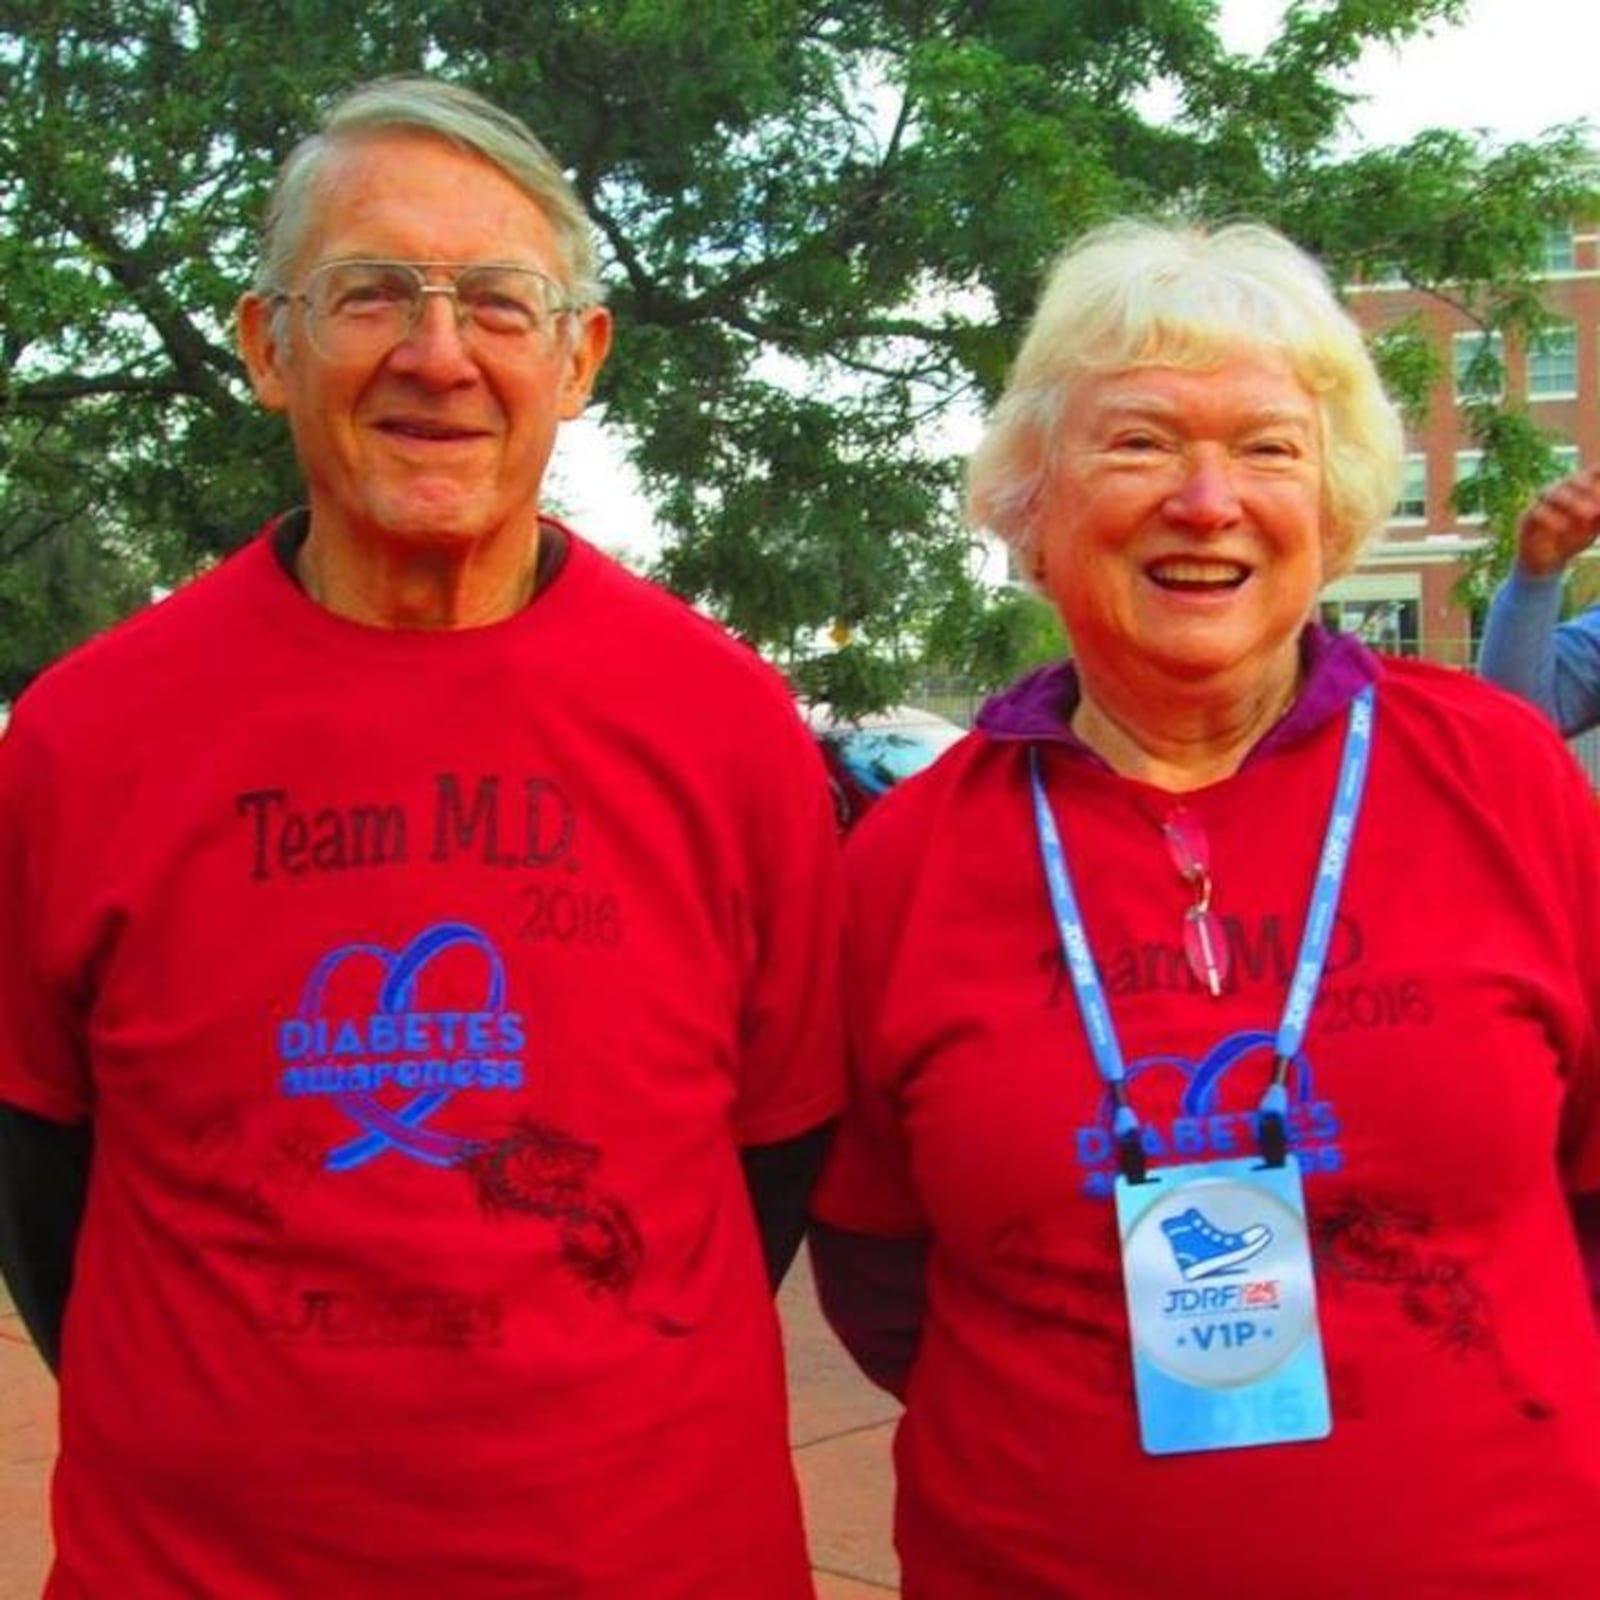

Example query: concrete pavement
[781,1254,902,1596]
[0,1303,50,1600]
[0,1259,899,1598]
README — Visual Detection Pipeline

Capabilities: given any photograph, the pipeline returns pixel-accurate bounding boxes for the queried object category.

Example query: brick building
[1337,223,1600,666]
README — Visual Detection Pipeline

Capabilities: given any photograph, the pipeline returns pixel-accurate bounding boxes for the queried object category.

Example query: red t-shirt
[0,522,844,1598]
[816,654,1600,1599]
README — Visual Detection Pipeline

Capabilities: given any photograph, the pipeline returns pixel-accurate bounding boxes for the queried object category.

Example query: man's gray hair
[253,75,602,307]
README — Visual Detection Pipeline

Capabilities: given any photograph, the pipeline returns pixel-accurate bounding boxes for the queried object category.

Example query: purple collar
[975,626,1380,769]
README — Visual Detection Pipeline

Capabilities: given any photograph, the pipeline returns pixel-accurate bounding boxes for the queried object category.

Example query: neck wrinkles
[295,526,540,630]
[1071,653,1302,791]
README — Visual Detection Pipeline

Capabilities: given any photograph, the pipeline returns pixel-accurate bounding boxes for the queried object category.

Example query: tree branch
[64,208,235,408]
[5,372,188,406]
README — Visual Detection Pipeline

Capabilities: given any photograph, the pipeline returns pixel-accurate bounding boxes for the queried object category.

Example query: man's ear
[558,305,613,420]
[236,293,289,413]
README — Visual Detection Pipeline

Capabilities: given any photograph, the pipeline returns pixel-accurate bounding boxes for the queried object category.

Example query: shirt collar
[974,625,1380,769]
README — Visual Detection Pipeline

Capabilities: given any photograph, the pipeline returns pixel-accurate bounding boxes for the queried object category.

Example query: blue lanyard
[1029,684,1376,1182]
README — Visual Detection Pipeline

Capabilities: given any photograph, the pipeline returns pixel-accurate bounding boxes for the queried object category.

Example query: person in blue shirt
[1478,464,1600,732]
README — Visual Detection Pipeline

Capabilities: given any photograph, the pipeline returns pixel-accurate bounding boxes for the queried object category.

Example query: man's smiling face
[239,129,607,569]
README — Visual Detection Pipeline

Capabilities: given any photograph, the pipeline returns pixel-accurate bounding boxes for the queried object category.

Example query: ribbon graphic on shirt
[277,921,525,1170]
[1071,1029,1344,1195]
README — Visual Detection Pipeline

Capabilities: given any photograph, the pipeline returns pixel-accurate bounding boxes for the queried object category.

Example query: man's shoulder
[11,535,268,744]
[563,533,800,711]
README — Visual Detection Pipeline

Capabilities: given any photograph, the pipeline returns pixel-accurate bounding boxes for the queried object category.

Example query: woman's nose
[1163,449,1242,528]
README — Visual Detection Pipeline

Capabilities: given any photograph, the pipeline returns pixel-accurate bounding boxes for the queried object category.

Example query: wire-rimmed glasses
[270,259,578,361]
[1162,807,1231,998]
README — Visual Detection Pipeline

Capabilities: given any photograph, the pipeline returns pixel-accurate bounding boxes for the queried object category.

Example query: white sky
[1224,0,1595,147]
[550,0,1597,561]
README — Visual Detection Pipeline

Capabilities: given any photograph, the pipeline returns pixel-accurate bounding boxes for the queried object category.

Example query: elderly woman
[811,220,1600,1598]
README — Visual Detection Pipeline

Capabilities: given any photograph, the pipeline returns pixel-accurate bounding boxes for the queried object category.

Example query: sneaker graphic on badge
[1160,1206,1273,1282]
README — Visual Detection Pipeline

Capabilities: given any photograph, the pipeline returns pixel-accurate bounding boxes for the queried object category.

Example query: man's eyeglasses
[269,260,579,360]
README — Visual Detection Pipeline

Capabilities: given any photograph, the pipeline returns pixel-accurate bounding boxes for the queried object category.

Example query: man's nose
[389,287,478,379]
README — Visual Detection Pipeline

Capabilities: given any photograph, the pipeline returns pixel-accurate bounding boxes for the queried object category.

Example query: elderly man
[0,76,842,1598]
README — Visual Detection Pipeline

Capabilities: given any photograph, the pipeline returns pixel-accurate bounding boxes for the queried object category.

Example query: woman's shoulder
[845,727,1009,877]
[1370,655,1595,837]
[1375,654,1572,751]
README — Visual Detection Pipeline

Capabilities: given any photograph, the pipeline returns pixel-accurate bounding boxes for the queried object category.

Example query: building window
[1541,224,1576,275]
[1322,574,1423,658]
[1392,455,1427,523]
[1450,446,1579,518]
[1319,596,1421,656]
[1528,321,1577,398]
[1545,443,1581,484]
[1454,331,1505,403]
[1454,450,1486,521]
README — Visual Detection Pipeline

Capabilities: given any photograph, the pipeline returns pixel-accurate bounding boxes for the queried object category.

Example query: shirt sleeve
[739,1124,834,1289]
[0,716,94,1125]
[1479,568,1600,738]
[728,700,846,1145]
[809,1033,927,1238]
[808,1222,925,1399]
[808,795,933,1396]
[0,1104,92,1373]
[1568,1194,1600,1318]
[1545,727,1600,1198]
[810,814,931,1241]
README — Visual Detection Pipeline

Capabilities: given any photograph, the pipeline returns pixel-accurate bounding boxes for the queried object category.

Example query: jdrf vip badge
[1113,1155,1331,1455]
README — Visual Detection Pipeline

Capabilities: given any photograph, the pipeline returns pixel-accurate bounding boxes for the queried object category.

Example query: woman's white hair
[965,219,1404,583]
[253,75,602,310]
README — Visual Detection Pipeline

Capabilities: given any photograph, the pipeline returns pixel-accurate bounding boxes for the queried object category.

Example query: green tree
[3,0,1595,710]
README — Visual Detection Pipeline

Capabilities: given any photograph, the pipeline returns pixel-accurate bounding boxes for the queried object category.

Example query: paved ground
[0,1259,899,1598]
[782,1255,902,1597]
[0,1303,50,1600]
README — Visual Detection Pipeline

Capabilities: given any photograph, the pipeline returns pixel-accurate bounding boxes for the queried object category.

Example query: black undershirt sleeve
[1569,1191,1600,1318]
[0,1103,93,1376]
[808,1220,928,1399]
[740,1122,835,1291]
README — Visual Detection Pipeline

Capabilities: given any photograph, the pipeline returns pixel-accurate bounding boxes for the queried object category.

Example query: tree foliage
[2,0,1595,709]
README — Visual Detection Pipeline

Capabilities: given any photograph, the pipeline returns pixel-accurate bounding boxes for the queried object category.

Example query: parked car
[805,703,967,831]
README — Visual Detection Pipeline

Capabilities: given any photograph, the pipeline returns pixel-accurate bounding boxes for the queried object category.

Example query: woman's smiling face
[1036,348,1327,703]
